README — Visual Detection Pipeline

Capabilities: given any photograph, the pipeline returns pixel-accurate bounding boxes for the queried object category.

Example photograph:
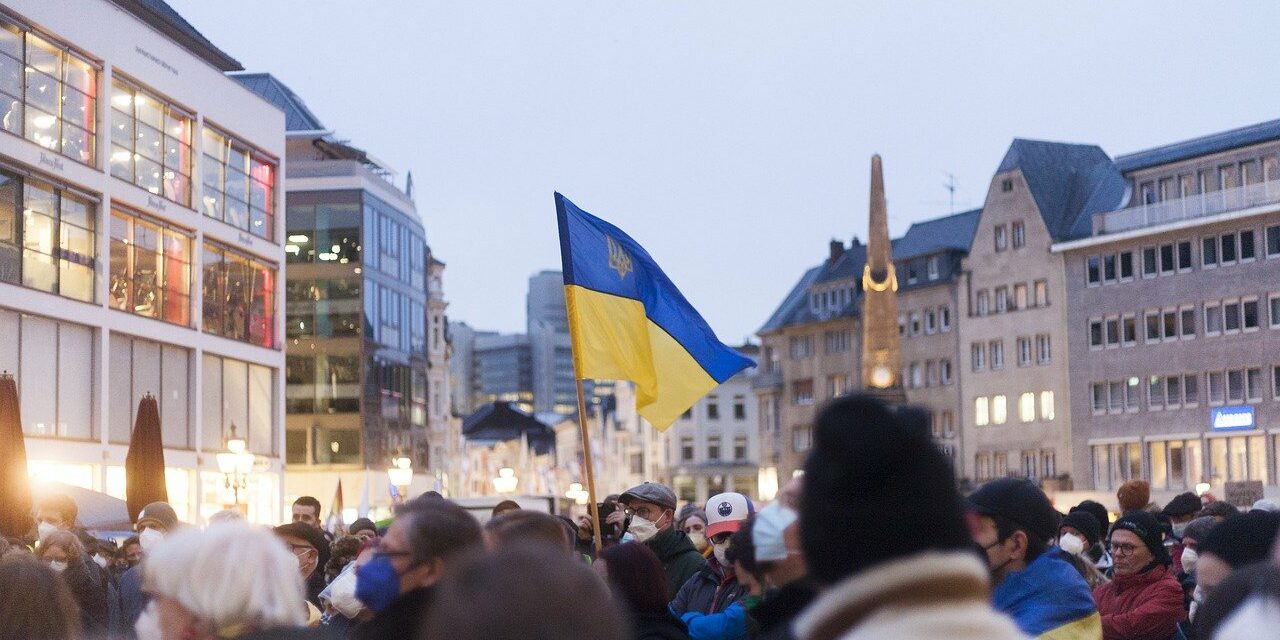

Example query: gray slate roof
[1115,118,1280,173]
[759,208,981,333]
[111,0,242,71]
[997,139,1127,242]
[230,73,326,131]
[893,208,981,259]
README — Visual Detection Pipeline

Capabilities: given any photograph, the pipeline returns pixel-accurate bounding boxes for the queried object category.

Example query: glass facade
[109,208,192,325]
[285,195,360,264]
[109,77,192,206]
[285,190,428,469]
[0,169,96,302]
[201,240,277,348]
[0,20,96,165]
[201,126,276,240]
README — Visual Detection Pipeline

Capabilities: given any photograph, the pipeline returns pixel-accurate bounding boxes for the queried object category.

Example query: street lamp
[388,456,413,502]
[493,467,518,494]
[216,423,255,509]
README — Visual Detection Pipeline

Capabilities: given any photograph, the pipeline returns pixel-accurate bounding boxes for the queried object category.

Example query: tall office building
[0,0,286,523]
[236,74,438,515]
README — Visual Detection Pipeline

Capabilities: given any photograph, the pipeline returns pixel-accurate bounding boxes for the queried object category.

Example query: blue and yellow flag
[555,193,754,430]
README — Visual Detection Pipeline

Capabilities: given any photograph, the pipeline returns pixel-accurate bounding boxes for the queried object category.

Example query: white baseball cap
[705,492,754,537]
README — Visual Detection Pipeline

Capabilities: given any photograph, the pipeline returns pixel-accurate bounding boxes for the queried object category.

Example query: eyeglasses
[373,544,413,561]
[1108,542,1139,555]
[288,544,316,558]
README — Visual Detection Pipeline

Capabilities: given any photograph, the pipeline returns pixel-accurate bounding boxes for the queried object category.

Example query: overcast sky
[170,1,1280,343]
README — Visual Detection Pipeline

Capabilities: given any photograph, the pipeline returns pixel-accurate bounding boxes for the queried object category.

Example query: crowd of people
[2,394,1280,639]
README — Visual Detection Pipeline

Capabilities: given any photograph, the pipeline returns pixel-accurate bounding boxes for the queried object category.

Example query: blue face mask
[355,555,403,613]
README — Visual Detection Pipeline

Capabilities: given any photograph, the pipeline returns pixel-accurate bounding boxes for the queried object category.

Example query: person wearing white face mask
[1057,511,1109,589]
[1160,491,1203,576]
[37,528,113,636]
[670,492,754,639]
[120,502,182,632]
[612,482,706,600]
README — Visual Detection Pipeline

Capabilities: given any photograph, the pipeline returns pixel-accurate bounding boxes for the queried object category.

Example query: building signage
[38,153,65,172]
[147,195,167,212]
[1211,406,1255,431]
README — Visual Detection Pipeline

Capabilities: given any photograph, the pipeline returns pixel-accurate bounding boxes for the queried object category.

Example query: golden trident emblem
[607,236,634,279]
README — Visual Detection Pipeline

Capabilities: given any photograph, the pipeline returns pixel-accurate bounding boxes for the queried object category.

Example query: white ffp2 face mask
[48,560,68,573]
[713,541,730,567]
[37,522,57,540]
[628,516,659,543]
[139,527,164,551]
[1059,532,1085,556]
[1181,547,1199,574]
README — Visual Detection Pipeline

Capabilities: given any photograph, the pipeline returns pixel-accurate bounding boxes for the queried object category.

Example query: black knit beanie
[1110,511,1170,565]
[1071,500,1112,537]
[1061,511,1102,547]
[1197,510,1280,569]
[799,394,972,585]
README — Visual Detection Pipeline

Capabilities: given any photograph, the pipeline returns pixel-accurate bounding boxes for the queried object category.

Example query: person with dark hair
[421,544,628,640]
[483,509,572,553]
[37,529,111,636]
[34,494,78,539]
[0,553,81,640]
[749,503,813,640]
[491,499,521,518]
[598,540,691,640]
[670,492,753,640]
[967,477,1101,638]
[326,536,364,584]
[613,482,706,599]
[273,522,332,614]
[120,535,143,569]
[348,518,379,543]
[1193,562,1280,639]
[1200,500,1239,522]
[678,519,760,640]
[352,496,483,640]
[292,496,325,530]
[1193,511,1280,607]
[1093,510,1186,639]
[120,501,180,632]
[792,395,1025,640]
[1161,492,1203,575]
[1058,512,1109,589]
[677,506,711,555]
[1071,500,1114,573]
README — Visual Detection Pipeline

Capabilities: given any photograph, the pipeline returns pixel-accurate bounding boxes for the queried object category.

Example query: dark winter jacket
[645,528,707,600]
[634,610,693,640]
[752,581,816,640]
[120,564,148,629]
[670,557,747,616]
[61,553,112,636]
[1093,563,1186,640]
[351,586,435,640]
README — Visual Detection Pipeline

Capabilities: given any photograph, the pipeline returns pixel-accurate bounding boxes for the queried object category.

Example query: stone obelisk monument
[860,155,906,404]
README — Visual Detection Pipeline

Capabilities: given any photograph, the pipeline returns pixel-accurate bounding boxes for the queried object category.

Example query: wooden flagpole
[574,379,604,553]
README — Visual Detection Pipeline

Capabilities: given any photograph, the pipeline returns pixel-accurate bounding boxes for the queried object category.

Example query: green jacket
[646,527,707,600]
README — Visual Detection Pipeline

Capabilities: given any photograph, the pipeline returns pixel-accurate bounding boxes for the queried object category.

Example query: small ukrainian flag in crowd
[555,193,754,430]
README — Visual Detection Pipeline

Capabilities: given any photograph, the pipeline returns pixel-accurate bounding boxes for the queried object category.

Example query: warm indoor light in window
[111,150,131,162]
[32,114,55,129]
[287,234,309,243]
[111,93,132,108]
[284,245,299,254]
[319,252,337,261]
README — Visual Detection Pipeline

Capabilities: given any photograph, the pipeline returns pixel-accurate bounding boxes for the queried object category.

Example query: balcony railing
[1094,179,1280,235]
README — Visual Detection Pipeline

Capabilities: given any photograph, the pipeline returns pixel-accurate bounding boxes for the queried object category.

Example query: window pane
[1202,237,1217,265]
[248,364,272,456]
[57,322,93,439]
[201,354,223,451]
[161,345,189,447]
[20,316,57,435]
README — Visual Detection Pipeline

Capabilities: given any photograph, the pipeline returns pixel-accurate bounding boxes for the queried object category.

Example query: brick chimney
[829,239,845,262]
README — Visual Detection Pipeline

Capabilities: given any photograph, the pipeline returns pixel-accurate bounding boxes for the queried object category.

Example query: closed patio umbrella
[124,393,167,522]
[0,372,33,538]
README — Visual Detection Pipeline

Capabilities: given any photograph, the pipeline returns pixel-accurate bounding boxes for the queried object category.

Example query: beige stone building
[757,212,977,482]
[957,141,1124,487]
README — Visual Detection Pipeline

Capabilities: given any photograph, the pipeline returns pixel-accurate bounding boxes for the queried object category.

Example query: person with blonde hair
[136,521,310,639]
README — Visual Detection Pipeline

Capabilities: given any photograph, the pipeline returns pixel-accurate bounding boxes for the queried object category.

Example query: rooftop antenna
[943,172,957,214]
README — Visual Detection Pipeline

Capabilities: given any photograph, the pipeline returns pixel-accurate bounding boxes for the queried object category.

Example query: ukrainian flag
[556,193,754,430]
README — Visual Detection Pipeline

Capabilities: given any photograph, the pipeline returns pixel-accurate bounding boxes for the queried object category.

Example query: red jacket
[1093,564,1186,640]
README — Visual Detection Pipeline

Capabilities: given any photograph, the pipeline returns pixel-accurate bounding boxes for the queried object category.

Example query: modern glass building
[236,73,434,514]
[0,0,286,524]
